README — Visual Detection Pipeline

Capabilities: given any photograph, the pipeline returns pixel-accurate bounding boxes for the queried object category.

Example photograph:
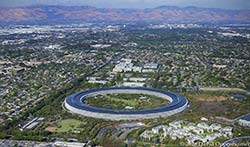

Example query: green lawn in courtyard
[56,119,85,133]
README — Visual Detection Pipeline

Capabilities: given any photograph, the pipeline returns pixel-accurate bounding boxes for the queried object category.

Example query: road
[200,87,246,93]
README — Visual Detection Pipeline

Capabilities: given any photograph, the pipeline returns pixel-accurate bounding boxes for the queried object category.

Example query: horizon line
[0,4,249,11]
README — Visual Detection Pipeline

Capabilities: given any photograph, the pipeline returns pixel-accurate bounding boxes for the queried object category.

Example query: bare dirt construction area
[182,92,249,119]
[193,100,241,118]
[185,93,228,102]
[45,126,57,132]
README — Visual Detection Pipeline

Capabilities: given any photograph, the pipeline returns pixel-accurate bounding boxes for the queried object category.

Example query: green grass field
[85,93,169,110]
[56,119,85,133]
[108,96,137,106]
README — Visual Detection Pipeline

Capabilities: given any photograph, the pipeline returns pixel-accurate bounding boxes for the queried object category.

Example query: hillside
[0,5,250,23]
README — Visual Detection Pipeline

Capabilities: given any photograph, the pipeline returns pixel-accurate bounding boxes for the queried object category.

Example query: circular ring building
[64,87,189,120]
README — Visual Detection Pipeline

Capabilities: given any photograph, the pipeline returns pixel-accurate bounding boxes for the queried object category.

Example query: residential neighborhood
[0,21,249,146]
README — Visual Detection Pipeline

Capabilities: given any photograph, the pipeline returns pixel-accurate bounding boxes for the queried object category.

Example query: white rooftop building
[152,125,167,137]
[122,82,145,87]
[197,122,210,131]
[142,63,159,73]
[121,58,132,63]
[54,141,86,147]
[183,124,196,132]
[144,63,159,69]
[187,135,203,144]
[210,123,222,131]
[87,77,108,84]
[113,62,134,73]
[132,66,142,72]
[140,130,154,140]
[140,120,233,145]
[169,120,183,129]
[129,77,147,82]
[205,133,222,142]
[193,127,204,134]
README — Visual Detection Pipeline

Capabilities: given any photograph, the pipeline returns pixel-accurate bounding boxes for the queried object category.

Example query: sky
[0,0,250,9]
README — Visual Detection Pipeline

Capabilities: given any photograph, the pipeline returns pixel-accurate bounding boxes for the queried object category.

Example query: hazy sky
[0,0,250,9]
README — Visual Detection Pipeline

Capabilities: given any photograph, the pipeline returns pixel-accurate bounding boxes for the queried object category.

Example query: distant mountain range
[0,5,250,24]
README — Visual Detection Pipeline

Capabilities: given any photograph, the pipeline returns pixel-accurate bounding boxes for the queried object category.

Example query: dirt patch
[196,95,228,101]
[186,93,228,102]
[45,126,57,132]
[195,101,228,112]
[192,100,242,119]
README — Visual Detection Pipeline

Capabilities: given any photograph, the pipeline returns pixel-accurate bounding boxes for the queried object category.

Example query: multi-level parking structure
[64,87,189,120]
